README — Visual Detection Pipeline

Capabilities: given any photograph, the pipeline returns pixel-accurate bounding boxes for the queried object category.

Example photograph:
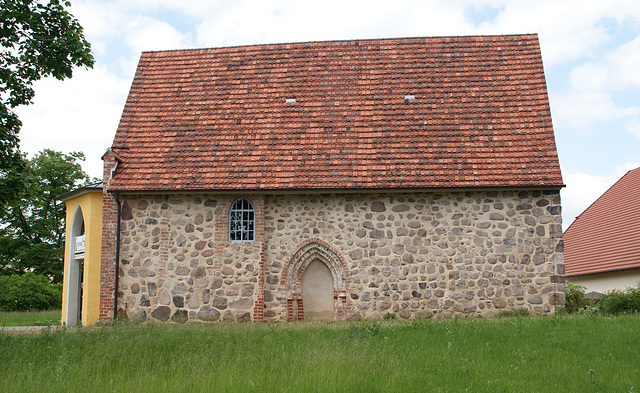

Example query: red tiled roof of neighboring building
[564,167,640,276]
[108,34,563,192]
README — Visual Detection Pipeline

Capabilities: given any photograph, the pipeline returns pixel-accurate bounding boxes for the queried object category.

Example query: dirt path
[1,325,66,334]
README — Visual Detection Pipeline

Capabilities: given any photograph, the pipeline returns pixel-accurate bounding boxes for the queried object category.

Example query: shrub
[0,273,63,311]
[599,283,640,315]
[564,282,592,313]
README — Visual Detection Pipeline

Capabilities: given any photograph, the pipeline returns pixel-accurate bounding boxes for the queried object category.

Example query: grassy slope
[1,315,638,392]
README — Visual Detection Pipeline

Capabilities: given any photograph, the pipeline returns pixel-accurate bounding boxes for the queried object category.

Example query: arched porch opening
[65,205,85,326]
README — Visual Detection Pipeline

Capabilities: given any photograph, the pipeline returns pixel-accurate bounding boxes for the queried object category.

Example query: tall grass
[1,315,639,392]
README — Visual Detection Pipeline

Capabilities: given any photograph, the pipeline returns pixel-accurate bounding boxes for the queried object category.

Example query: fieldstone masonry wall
[115,195,264,323]
[264,191,564,321]
[105,189,564,323]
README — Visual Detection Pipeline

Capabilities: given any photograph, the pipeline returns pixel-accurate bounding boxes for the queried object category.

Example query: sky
[14,0,640,230]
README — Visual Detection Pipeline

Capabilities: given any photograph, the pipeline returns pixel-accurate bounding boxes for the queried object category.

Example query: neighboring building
[564,167,640,293]
[61,34,565,326]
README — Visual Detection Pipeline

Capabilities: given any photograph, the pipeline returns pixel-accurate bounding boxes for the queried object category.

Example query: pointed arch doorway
[65,205,85,326]
[282,239,350,321]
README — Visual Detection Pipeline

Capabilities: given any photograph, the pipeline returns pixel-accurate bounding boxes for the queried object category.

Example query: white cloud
[479,0,640,66]
[568,36,640,93]
[605,35,640,89]
[190,0,450,47]
[124,16,192,52]
[499,7,609,65]
[626,117,640,138]
[67,0,640,67]
[72,0,195,74]
[553,90,639,129]
[14,66,130,179]
[551,33,640,135]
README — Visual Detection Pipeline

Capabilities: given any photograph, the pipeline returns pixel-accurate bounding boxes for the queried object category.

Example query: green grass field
[0,309,61,327]
[1,315,639,392]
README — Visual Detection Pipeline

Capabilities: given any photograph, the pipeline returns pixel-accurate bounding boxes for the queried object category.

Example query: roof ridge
[140,33,540,55]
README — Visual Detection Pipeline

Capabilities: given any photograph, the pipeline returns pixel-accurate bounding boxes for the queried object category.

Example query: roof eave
[567,265,640,278]
[106,183,565,195]
[57,182,104,201]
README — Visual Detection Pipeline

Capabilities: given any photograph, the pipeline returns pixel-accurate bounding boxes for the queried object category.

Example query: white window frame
[229,198,255,242]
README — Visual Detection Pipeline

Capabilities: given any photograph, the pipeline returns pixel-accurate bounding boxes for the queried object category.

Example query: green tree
[0,149,92,283]
[1,0,94,206]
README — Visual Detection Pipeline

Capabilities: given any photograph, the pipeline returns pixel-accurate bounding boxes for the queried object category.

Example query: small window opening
[229,198,255,241]
[286,98,296,104]
[404,94,416,101]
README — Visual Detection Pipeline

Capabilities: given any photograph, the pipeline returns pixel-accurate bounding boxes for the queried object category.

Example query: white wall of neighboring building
[568,269,640,294]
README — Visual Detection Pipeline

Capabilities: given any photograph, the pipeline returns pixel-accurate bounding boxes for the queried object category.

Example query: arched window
[229,198,255,241]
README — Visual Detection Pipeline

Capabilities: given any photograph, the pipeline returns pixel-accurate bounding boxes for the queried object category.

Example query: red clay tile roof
[108,34,563,192]
[564,167,640,277]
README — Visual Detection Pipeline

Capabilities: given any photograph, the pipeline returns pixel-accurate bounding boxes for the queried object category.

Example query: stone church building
[61,34,565,326]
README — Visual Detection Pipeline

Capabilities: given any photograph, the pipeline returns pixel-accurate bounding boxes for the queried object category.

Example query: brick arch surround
[281,239,350,321]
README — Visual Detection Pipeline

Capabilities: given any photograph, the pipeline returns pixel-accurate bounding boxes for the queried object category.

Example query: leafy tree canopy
[0,0,94,206]
[0,149,93,283]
